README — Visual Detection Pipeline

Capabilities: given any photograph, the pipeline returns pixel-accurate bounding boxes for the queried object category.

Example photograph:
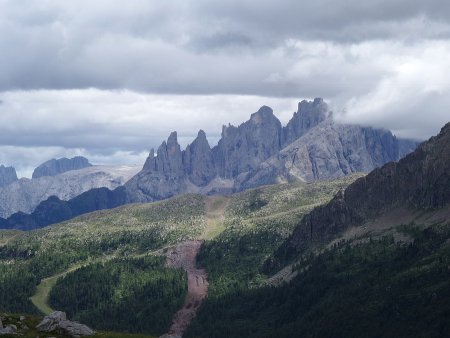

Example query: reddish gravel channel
[161,240,208,338]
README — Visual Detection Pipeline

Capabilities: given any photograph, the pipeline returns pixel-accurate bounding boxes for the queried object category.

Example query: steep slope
[212,105,284,178]
[283,97,330,145]
[32,156,92,178]
[0,165,140,218]
[237,119,416,189]
[187,211,450,338]
[270,121,450,269]
[0,164,18,188]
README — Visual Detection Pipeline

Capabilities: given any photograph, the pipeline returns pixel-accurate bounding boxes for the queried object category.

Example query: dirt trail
[163,240,208,338]
[201,196,230,240]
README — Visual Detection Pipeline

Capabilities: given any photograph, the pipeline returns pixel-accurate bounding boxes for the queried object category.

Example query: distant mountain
[237,119,417,189]
[126,98,417,200]
[0,165,18,188]
[32,156,92,178]
[0,165,140,219]
[269,121,450,270]
[0,98,419,230]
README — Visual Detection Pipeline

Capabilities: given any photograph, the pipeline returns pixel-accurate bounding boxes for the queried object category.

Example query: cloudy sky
[1,0,449,177]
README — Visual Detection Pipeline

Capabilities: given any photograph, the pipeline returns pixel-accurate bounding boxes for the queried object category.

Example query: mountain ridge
[32,156,92,179]
[268,121,450,270]
[0,165,140,218]
[0,98,419,230]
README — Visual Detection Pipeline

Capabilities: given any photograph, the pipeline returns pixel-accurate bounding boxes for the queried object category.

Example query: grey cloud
[1,0,450,94]
[0,0,448,174]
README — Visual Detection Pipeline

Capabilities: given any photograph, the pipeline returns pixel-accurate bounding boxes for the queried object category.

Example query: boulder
[0,323,17,335]
[36,311,94,337]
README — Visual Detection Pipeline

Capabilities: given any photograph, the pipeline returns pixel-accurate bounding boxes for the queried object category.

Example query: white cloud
[337,40,450,139]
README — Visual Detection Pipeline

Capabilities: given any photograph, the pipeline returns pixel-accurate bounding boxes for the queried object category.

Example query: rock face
[36,311,94,337]
[283,98,330,145]
[126,132,187,203]
[32,156,92,178]
[213,106,283,178]
[129,100,409,202]
[0,165,18,188]
[183,130,216,186]
[236,119,411,189]
[271,122,450,267]
[0,165,140,218]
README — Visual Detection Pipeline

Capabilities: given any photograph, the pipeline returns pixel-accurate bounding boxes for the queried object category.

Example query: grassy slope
[0,175,361,335]
[30,268,74,315]
[0,194,206,325]
[197,174,363,298]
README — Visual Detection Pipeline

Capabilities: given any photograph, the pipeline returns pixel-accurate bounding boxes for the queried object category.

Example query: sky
[0,0,449,178]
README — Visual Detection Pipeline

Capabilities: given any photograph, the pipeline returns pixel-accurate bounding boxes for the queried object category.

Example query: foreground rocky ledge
[36,311,94,337]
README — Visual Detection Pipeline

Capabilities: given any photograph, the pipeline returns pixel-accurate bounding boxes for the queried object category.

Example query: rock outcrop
[36,311,94,337]
[283,97,330,145]
[270,122,450,268]
[32,156,92,178]
[126,132,187,203]
[0,165,18,188]
[0,317,17,335]
[213,105,283,178]
[183,130,216,186]
[237,119,413,189]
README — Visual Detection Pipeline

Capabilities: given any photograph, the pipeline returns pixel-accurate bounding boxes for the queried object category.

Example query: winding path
[163,241,208,338]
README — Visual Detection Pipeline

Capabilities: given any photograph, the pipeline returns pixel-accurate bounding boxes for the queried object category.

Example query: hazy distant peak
[32,156,92,179]
[0,164,18,187]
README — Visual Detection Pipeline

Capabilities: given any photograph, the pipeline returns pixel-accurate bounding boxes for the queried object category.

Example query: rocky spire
[183,130,216,186]
[0,165,18,188]
[212,105,283,178]
[283,97,331,146]
[143,132,184,175]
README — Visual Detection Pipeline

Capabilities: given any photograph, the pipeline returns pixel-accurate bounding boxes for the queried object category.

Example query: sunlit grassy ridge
[0,194,206,317]
[198,174,363,298]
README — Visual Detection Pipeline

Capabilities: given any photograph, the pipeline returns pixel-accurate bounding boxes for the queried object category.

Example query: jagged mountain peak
[284,98,331,145]
[0,164,18,188]
[167,131,179,146]
[197,129,207,139]
[250,105,275,124]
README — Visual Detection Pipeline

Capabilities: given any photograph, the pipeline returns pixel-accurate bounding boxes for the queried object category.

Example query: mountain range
[0,162,140,219]
[0,98,418,230]
[0,112,448,337]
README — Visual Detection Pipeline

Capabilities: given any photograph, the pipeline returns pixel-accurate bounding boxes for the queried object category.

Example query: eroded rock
[36,311,94,337]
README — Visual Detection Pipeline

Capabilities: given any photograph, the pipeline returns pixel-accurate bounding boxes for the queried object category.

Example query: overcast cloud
[0,0,449,177]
